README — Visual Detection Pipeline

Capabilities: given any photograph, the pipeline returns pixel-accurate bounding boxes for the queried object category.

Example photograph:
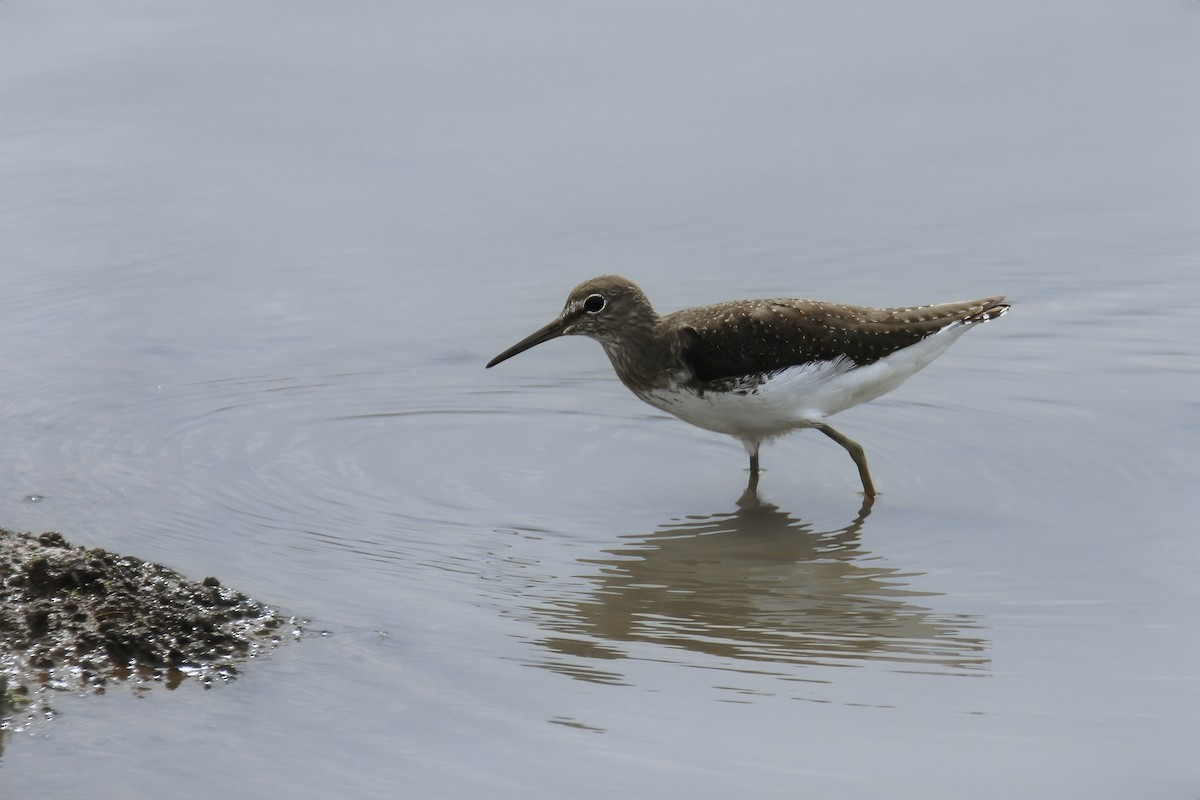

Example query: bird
[486,275,1008,499]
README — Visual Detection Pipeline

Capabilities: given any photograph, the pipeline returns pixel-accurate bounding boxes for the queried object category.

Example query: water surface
[1,1,1197,797]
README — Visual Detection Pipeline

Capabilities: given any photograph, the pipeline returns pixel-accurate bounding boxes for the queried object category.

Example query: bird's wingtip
[973,297,1010,323]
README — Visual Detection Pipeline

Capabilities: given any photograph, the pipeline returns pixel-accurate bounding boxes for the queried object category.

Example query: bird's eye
[583,294,606,313]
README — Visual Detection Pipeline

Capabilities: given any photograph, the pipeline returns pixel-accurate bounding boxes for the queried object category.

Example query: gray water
[1,2,1198,798]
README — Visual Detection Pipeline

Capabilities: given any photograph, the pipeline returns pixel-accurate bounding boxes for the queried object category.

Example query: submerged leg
[738,440,762,508]
[812,422,877,499]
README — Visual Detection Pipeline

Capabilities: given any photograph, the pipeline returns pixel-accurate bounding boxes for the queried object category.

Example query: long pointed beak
[485,315,570,368]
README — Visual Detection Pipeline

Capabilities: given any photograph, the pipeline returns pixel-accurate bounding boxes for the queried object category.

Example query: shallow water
[1,1,1198,797]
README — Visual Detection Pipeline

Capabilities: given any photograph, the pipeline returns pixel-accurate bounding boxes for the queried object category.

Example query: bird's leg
[738,440,762,508]
[743,439,761,475]
[812,423,877,499]
[746,457,759,491]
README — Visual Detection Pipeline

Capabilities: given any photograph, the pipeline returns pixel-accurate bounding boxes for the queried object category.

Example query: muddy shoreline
[1,528,287,736]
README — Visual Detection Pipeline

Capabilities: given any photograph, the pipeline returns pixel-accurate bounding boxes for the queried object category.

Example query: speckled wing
[672,296,1008,384]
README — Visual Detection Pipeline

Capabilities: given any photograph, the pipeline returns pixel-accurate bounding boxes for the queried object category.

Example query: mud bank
[1,528,287,733]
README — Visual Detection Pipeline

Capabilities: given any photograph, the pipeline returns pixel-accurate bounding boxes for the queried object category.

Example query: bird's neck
[597,316,676,394]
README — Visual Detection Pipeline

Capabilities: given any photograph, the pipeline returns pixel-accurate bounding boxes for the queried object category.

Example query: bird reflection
[524,495,989,685]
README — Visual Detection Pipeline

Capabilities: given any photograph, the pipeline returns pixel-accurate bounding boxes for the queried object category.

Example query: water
[1,1,1198,797]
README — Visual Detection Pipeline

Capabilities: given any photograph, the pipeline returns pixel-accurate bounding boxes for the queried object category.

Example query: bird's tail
[964,297,1009,325]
